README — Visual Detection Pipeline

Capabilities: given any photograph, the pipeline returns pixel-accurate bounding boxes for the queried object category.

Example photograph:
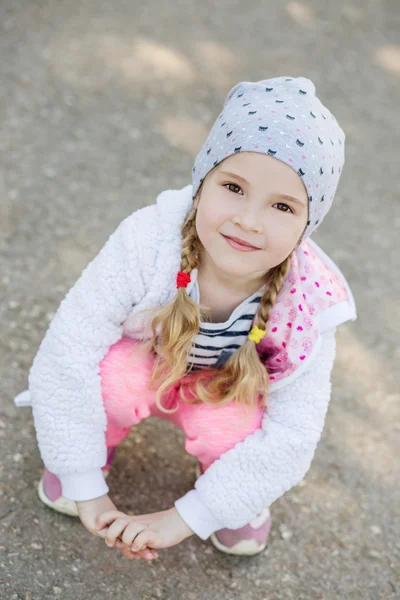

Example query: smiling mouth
[222,234,261,251]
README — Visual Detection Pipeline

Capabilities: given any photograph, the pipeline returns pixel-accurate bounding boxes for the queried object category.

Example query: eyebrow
[218,170,306,207]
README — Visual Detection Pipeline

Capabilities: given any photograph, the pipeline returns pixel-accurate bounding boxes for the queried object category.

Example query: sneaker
[38,447,116,517]
[195,462,272,556]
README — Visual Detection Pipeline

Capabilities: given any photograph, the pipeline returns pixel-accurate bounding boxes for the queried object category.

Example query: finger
[105,519,130,547]
[121,521,148,548]
[115,537,146,559]
[115,538,158,559]
[142,549,159,561]
[115,541,137,560]
[95,510,126,530]
[115,538,135,560]
[129,548,158,561]
[115,539,158,561]
[95,526,109,539]
[131,529,159,552]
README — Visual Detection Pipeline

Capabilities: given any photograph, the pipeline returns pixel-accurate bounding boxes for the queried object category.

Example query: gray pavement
[1,1,399,598]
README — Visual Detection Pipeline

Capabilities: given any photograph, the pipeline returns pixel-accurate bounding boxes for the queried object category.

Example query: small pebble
[43,167,57,178]
[129,128,142,139]
[370,525,382,535]
[279,524,293,540]
[29,305,42,318]
[30,542,43,550]
[291,495,302,504]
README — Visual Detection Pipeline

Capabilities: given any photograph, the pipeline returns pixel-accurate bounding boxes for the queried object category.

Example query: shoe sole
[210,532,268,556]
[37,471,110,518]
[195,462,269,556]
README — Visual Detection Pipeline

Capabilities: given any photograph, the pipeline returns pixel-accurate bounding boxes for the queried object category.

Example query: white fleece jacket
[15,184,356,540]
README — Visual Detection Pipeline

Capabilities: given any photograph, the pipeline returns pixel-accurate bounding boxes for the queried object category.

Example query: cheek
[265,214,305,242]
[196,206,228,240]
[195,212,211,251]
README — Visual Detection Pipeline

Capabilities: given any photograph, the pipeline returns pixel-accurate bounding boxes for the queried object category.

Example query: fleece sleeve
[28,212,147,501]
[174,328,337,539]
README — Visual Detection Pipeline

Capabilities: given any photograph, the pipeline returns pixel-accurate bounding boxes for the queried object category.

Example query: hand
[76,495,157,561]
[95,507,195,559]
[76,494,118,537]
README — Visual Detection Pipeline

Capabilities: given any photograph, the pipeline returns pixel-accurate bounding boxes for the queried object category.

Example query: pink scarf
[254,238,356,389]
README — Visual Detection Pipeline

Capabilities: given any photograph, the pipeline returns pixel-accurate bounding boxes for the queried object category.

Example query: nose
[233,206,263,233]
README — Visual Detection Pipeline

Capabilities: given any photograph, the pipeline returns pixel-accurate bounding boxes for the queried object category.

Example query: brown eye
[224,183,243,195]
[274,202,293,213]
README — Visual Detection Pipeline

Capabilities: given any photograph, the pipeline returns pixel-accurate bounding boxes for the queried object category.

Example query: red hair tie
[176,271,191,289]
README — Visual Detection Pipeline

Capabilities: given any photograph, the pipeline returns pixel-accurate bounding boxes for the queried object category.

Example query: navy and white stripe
[187,280,264,370]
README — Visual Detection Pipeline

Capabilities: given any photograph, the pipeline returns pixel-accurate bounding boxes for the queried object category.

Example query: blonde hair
[123,199,295,416]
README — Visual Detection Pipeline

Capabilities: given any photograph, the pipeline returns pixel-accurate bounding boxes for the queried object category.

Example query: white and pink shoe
[195,463,271,556]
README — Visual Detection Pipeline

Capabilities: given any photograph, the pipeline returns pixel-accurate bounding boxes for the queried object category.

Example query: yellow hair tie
[248,325,266,344]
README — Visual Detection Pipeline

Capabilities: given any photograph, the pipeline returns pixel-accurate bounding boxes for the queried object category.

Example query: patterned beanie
[191,76,345,241]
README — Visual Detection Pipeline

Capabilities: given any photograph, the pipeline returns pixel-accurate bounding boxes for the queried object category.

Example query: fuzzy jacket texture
[17,184,356,539]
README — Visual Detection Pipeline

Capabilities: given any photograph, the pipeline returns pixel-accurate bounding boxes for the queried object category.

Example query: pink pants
[99,336,264,471]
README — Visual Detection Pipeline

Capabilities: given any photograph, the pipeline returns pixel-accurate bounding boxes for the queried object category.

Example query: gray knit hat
[191,76,345,241]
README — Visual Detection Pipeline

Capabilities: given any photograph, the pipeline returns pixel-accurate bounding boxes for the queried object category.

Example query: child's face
[194,152,309,285]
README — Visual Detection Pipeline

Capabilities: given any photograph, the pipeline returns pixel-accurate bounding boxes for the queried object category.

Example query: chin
[213,257,258,277]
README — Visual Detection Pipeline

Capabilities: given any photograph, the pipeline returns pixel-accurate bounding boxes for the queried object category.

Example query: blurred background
[1,1,399,598]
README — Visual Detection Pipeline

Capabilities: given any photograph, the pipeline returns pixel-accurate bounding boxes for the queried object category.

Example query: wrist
[76,493,110,506]
[171,506,195,539]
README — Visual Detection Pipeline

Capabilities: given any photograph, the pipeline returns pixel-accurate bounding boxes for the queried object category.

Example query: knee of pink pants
[99,337,156,446]
[177,382,265,469]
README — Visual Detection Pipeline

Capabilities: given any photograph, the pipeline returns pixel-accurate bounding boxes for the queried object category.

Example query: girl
[14,76,357,560]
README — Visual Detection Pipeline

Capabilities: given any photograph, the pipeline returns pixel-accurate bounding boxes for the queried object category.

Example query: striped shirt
[187,279,265,370]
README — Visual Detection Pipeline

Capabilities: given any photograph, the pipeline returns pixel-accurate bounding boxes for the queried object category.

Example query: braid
[256,251,294,331]
[134,202,209,413]
[179,250,296,410]
[180,205,202,273]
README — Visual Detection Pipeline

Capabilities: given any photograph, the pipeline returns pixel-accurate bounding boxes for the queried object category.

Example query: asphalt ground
[0,1,399,598]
